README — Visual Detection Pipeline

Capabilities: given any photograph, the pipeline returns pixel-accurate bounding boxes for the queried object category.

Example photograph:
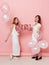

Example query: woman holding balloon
[31,15,42,60]
[29,15,49,60]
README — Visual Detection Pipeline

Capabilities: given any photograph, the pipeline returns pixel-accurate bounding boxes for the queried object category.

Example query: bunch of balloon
[1,3,10,22]
[29,40,49,55]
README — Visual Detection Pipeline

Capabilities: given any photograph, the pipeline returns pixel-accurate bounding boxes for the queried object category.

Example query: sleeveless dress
[12,25,20,56]
[32,23,41,42]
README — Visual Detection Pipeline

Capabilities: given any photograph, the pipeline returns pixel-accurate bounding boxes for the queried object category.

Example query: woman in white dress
[32,15,42,60]
[5,17,20,59]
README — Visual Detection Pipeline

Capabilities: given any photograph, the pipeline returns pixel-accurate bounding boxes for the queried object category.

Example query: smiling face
[15,18,19,25]
[34,15,41,24]
[35,16,39,23]
[13,17,19,25]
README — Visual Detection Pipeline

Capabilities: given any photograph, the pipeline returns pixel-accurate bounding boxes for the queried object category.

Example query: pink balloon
[38,40,49,49]
[32,45,40,55]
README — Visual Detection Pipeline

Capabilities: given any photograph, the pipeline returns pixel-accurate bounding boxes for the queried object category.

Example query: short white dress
[12,25,20,56]
[32,23,41,42]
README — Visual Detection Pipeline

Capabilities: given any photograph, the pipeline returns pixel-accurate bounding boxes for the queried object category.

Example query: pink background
[0,0,49,56]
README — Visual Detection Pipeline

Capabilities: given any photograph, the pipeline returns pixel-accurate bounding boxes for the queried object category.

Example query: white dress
[12,25,20,56]
[32,23,41,42]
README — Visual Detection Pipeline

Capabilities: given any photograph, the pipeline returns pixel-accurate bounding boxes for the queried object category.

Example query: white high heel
[10,54,13,60]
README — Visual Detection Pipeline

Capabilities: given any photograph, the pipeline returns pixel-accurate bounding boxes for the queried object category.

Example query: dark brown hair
[12,17,19,25]
[35,15,41,24]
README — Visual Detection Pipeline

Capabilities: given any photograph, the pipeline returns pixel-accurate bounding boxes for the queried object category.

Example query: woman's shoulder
[33,23,41,29]
[37,23,41,27]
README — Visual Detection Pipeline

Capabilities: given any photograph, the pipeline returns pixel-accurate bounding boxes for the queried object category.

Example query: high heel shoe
[10,54,13,60]
[32,56,36,59]
[35,56,42,60]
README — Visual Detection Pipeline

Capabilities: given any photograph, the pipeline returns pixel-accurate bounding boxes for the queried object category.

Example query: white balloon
[29,41,37,48]
[38,41,49,49]
[32,45,40,55]
[2,14,10,22]
[1,3,9,13]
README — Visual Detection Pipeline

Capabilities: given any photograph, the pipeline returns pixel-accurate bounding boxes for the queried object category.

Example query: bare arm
[5,24,14,42]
